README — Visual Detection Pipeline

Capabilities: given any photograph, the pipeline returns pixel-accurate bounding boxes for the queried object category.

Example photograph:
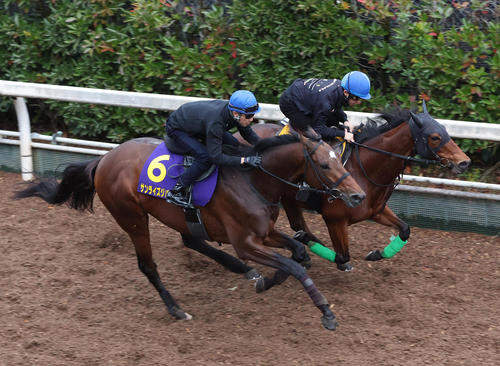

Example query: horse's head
[409,102,470,174]
[298,129,365,208]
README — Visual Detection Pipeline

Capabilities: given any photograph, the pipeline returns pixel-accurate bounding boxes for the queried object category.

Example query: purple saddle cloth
[137,142,218,207]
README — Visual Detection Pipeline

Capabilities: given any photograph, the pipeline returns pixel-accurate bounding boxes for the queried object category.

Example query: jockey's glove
[242,155,262,168]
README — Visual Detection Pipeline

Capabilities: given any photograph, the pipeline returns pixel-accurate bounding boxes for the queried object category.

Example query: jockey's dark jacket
[165,100,259,166]
[280,78,348,139]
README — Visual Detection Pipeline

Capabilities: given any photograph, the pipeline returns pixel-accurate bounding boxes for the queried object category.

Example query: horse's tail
[14,157,102,212]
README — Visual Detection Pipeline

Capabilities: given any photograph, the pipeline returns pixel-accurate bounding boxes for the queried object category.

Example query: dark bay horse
[15,131,365,330]
[250,108,470,270]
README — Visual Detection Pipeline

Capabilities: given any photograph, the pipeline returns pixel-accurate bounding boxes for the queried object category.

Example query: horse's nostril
[350,193,366,205]
[458,160,471,171]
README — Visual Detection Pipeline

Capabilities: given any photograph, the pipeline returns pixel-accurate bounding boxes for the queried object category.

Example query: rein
[246,140,350,206]
[352,143,404,188]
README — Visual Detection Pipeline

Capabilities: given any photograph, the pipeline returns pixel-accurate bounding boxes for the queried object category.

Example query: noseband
[303,140,350,197]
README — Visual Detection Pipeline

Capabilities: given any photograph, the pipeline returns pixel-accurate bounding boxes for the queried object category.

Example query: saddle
[330,138,352,166]
[278,121,352,165]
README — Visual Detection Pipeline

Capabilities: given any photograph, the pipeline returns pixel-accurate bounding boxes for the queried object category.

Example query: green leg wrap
[381,235,408,259]
[307,241,336,263]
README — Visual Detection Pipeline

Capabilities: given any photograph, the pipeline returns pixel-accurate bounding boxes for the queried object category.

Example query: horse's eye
[430,136,441,141]
[320,163,330,170]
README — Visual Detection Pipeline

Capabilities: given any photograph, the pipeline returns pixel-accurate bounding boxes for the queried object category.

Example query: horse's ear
[302,126,321,141]
[422,99,428,114]
[410,111,423,128]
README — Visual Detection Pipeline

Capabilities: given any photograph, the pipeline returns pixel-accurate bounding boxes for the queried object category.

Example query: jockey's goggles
[348,93,360,101]
[228,103,260,115]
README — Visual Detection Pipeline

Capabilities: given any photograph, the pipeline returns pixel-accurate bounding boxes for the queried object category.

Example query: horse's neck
[356,122,414,182]
[251,144,304,199]
[379,122,414,155]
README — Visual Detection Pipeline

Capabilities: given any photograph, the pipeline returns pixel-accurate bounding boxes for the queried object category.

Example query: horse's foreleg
[282,192,334,267]
[263,231,311,268]
[181,234,260,280]
[281,191,314,235]
[238,239,338,331]
[365,206,410,261]
[324,219,353,272]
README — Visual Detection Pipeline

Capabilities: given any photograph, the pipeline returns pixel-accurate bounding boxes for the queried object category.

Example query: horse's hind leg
[106,205,191,320]
[181,234,260,280]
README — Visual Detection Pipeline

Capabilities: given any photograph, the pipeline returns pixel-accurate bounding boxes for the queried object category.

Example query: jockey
[165,90,262,208]
[279,71,371,142]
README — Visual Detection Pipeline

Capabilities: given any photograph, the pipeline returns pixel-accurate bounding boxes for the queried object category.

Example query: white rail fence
[1,80,499,194]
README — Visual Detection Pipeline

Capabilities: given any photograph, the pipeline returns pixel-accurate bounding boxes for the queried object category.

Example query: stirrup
[166,194,194,209]
[166,186,194,209]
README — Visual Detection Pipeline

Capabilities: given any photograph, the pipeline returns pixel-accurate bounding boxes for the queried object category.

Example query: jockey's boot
[166,182,193,208]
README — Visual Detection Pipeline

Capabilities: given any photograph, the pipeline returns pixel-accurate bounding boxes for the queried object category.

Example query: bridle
[248,138,351,205]
[350,113,451,187]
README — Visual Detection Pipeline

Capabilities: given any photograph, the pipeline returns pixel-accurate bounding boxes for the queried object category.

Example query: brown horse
[14,131,365,330]
[250,107,471,270]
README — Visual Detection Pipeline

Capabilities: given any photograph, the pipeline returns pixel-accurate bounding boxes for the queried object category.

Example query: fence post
[14,97,33,181]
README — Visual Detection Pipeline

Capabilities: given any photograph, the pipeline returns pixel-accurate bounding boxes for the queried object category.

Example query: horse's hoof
[321,315,338,331]
[337,262,353,272]
[293,230,309,244]
[245,268,261,280]
[365,249,383,261]
[301,259,312,269]
[255,276,271,293]
[170,307,192,320]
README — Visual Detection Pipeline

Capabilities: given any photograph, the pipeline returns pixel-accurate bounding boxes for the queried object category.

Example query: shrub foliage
[0,0,498,161]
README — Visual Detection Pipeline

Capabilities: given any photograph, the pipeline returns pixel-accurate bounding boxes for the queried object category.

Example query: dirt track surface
[1,170,499,366]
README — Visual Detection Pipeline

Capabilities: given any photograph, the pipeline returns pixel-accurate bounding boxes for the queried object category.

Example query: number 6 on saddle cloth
[136,136,217,240]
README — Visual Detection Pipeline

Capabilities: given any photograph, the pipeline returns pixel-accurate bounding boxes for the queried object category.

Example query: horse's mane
[355,109,412,143]
[222,134,299,157]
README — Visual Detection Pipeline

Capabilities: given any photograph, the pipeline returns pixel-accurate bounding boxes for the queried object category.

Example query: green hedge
[0,0,498,162]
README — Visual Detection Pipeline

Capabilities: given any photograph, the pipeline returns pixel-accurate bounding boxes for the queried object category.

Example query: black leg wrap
[289,238,311,269]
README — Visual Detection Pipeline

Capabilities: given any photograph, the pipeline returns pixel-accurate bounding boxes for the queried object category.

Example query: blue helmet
[228,90,261,114]
[341,71,371,100]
